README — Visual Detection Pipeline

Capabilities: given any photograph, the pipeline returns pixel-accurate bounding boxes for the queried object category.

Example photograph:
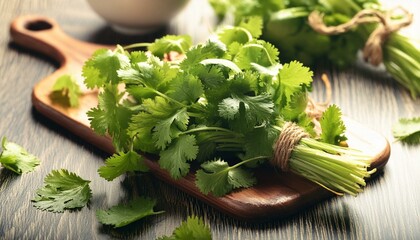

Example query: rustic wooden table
[1,0,419,239]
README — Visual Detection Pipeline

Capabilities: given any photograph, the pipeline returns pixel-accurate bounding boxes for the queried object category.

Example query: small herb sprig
[0,137,40,174]
[82,18,375,197]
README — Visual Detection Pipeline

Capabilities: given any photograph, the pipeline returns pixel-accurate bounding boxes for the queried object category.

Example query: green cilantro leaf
[32,169,92,212]
[239,16,263,39]
[195,159,256,197]
[128,97,189,150]
[233,40,278,70]
[217,26,253,46]
[159,135,199,179]
[168,73,204,104]
[98,151,149,181]
[153,107,189,150]
[242,126,277,161]
[319,104,347,145]
[82,47,130,88]
[120,56,176,92]
[96,197,164,228]
[280,91,308,121]
[218,94,274,132]
[157,216,212,240]
[392,117,420,144]
[279,60,313,103]
[51,74,82,107]
[180,40,226,71]
[87,85,132,151]
[0,137,40,174]
[148,35,192,58]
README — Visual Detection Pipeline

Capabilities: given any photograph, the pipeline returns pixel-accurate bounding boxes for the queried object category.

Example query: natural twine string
[308,7,413,66]
[272,122,309,171]
[271,74,332,171]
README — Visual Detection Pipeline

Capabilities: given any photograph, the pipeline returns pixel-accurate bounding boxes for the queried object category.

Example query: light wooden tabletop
[1,0,419,239]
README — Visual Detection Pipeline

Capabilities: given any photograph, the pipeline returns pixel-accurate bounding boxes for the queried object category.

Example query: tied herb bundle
[82,20,375,197]
[209,0,420,97]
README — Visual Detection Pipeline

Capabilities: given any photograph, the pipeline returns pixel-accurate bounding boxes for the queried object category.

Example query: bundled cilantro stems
[82,19,375,197]
[209,0,420,97]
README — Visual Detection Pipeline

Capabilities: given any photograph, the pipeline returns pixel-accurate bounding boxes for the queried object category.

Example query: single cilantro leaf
[180,39,226,71]
[153,108,189,150]
[195,159,256,197]
[280,91,308,121]
[96,197,164,228]
[168,72,204,104]
[128,97,189,150]
[194,65,226,90]
[120,56,176,92]
[51,74,82,107]
[217,26,253,46]
[229,71,259,95]
[82,47,130,88]
[158,135,199,179]
[98,151,149,181]
[129,51,148,64]
[393,117,420,144]
[218,94,274,130]
[157,216,212,240]
[0,137,40,174]
[279,60,313,103]
[148,35,192,58]
[239,16,263,39]
[233,40,278,70]
[32,169,92,212]
[87,85,133,151]
[319,104,347,145]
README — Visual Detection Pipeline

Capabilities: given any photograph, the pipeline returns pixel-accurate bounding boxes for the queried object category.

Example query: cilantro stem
[222,26,254,42]
[230,156,269,169]
[123,43,151,50]
[181,126,242,137]
[289,138,374,196]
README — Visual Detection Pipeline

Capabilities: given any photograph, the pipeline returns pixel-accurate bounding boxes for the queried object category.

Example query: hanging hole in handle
[25,20,53,31]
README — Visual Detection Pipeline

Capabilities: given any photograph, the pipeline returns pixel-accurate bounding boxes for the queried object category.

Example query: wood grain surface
[1,0,420,239]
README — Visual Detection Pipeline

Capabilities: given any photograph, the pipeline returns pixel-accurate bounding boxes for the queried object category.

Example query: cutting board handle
[10,15,108,67]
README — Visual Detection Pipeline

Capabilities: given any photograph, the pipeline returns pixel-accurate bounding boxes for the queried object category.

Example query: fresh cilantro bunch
[82,18,375,197]
[209,0,420,98]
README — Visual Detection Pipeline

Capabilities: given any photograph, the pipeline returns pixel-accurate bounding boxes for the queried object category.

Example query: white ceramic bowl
[86,0,190,34]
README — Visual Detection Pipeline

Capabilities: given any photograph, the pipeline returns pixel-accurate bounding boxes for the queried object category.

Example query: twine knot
[271,122,309,171]
[308,7,413,66]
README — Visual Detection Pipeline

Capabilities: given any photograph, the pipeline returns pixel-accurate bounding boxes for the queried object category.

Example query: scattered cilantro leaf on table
[51,74,82,107]
[96,197,164,228]
[157,216,212,240]
[393,117,420,144]
[0,137,40,174]
[32,169,92,212]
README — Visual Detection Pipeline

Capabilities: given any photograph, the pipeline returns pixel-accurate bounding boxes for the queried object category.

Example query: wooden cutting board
[10,15,390,221]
